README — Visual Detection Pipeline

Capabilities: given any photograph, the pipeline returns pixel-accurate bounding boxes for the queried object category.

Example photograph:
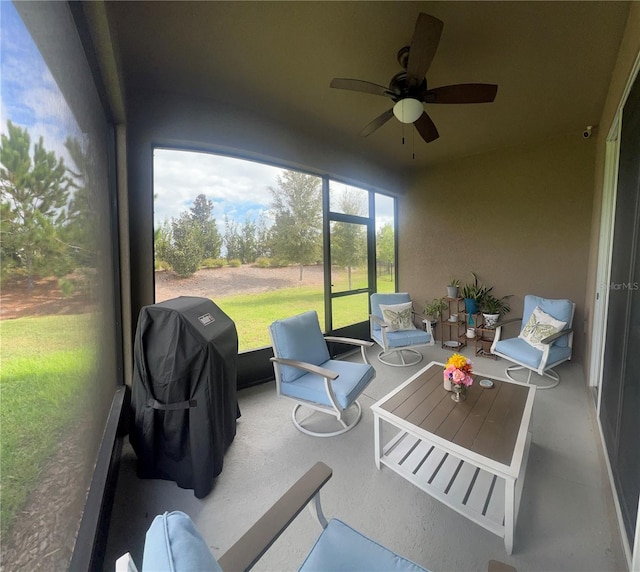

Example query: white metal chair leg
[505,364,560,389]
[377,348,423,367]
[291,402,362,437]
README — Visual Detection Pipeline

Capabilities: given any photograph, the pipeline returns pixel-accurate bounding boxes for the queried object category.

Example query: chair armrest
[541,328,574,344]
[494,316,523,328]
[324,336,374,348]
[370,314,387,328]
[218,462,333,572]
[269,357,338,380]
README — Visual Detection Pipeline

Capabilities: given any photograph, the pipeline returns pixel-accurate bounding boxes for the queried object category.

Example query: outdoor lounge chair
[116,462,429,572]
[370,293,434,367]
[268,310,375,437]
[491,294,575,389]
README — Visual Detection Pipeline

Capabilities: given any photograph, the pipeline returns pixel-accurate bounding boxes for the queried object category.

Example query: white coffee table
[371,361,536,554]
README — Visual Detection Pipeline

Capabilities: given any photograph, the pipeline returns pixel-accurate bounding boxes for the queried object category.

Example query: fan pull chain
[412,127,415,160]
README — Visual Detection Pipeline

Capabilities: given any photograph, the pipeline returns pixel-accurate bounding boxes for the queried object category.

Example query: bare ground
[155,264,326,302]
[0,265,326,320]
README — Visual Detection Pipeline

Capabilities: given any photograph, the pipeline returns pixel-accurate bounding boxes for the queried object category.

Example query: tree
[375,222,395,284]
[154,218,172,266]
[190,193,222,259]
[164,212,204,277]
[62,135,98,269]
[239,217,258,263]
[224,215,242,260]
[330,188,367,290]
[0,121,72,288]
[254,212,272,259]
[269,171,321,280]
[376,223,395,263]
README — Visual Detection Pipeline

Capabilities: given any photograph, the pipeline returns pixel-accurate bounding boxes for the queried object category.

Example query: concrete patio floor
[105,342,627,572]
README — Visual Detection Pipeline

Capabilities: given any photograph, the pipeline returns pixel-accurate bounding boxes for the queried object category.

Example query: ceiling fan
[330,13,498,143]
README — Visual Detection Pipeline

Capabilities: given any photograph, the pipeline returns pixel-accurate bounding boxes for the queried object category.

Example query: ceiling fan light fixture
[393,98,423,124]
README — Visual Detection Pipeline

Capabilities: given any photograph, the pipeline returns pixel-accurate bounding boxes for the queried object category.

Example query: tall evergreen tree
[269,171,321,280]
[224,215,242,260]
[0,121,72,287]
[190,193,222,259]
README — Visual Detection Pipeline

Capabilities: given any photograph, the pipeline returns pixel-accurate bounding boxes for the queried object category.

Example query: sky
[153,148,396,232]
[0,1,82,168]
[153,148,285,229]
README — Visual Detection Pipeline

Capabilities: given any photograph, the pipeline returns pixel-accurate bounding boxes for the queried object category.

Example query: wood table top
[374,362,534,467]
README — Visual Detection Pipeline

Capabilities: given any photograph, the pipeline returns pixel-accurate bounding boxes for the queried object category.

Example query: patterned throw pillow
[518,306,567,350]
[379,302,416,332]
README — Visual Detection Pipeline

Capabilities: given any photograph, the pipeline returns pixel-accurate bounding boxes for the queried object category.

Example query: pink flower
[452,369,466,383]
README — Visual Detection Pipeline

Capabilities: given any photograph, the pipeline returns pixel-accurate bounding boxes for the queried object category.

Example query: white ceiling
[107,1,630,171]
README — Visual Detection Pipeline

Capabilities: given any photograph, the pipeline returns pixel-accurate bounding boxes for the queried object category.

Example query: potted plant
[460,272,493,316]
[424,297,447,322]
[423,297,447,340]
[446,278,460,299]
[480,294,512,328]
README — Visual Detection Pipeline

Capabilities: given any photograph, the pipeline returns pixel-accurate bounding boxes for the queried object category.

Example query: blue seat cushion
[299,518,430,572]
[270,311,331,383]
[280,360,375,409]
[372,328,432,348]
[371,293,411,333]
[494,337,572,370]
[143,511,222,572]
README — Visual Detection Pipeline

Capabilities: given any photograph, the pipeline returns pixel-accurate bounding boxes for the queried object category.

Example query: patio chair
[116,462,429,572]
[491,294,575,389]
[370,293,434,367]
[268,311,375,437]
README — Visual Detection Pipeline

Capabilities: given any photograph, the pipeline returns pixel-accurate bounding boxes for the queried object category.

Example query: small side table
[475,324,498,359]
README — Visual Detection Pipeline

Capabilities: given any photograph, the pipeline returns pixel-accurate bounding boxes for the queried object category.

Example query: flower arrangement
[444,354,474,400]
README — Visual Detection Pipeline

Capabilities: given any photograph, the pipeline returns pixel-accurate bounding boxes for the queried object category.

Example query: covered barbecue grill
[130,296,238,498]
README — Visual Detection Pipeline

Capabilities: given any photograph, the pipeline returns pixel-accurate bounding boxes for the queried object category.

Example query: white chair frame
[490,303,575,389]
[369,312,434,367]
[270,336,374,437]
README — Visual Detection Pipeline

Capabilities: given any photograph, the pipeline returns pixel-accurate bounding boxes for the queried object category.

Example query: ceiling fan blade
[359,108,394,137]
[426,84,498,104]
[330,78,391,97]
[406,13,444,85]
[414,111,439,143]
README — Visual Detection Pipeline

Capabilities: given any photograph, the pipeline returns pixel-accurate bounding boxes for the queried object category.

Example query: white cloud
[153,148,285,226]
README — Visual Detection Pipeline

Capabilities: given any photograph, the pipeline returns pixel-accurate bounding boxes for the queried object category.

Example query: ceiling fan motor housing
[389,72,427,103]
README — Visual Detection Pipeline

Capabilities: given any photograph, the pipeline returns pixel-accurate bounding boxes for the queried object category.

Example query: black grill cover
[130,296,238,498]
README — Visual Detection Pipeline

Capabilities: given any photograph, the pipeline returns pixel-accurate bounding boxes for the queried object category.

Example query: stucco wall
[400,132,596,363]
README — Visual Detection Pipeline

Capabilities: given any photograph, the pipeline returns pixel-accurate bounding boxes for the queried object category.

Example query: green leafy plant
[447,278,460,287]
[481,294,512,316]
[460,272,493,303]
[424,297,447,320]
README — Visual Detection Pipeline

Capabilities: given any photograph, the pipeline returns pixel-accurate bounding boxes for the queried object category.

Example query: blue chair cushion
[143,511,222,572]
[494,337,572,370]
[299,518,430,572]
[279,360,375,409]
[270,311,331,383]
[522,295,574,348]
[371,293,411,332]
[372,329,432,349]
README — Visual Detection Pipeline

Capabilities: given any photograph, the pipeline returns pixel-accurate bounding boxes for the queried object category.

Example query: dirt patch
[155,264,325,302]
[0,277,92,320]
[0,265,326,320]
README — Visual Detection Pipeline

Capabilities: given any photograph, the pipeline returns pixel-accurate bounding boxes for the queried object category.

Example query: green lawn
[0,315,95,538]
[0,274,395,536]
[216,269,394,351]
